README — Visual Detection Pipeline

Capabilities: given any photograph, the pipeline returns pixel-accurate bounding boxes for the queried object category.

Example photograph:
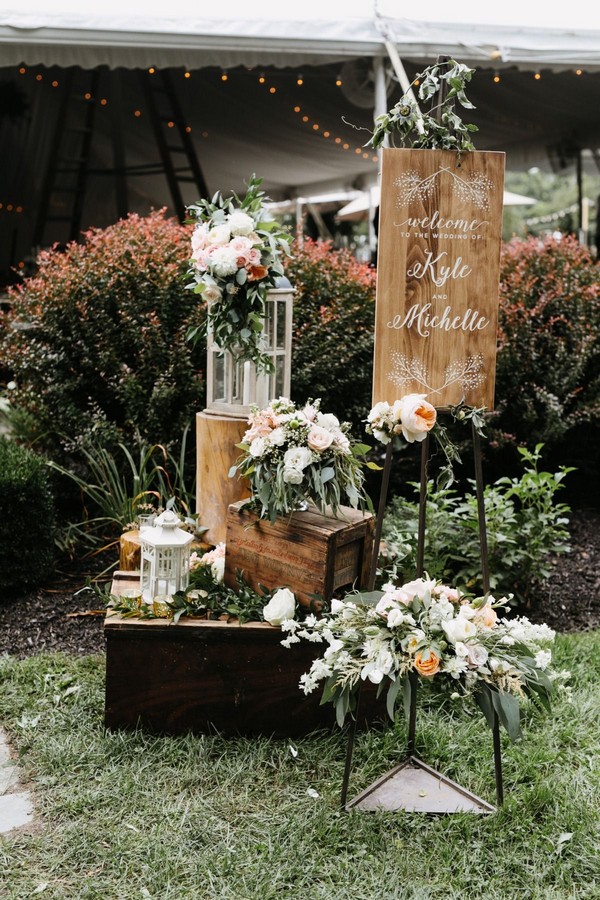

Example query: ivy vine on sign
[368,59,479,152]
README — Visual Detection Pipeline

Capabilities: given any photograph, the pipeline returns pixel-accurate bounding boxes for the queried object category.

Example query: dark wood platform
[104,574,382,737]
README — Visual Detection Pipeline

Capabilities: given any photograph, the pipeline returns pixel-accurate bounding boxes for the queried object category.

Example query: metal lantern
[206,276,294,417]
[139,510,194,602]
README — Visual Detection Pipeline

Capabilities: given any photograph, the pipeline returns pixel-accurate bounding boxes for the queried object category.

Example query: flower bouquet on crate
[281,577,568,736]
[230,397,375,523]
[186,175,291,373]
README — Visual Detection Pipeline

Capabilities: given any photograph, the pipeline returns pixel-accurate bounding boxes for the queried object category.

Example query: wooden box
[104,574,383,737]
[224,502,375,608]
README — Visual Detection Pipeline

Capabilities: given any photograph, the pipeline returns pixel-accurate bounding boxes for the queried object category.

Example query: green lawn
[1,631,599,900]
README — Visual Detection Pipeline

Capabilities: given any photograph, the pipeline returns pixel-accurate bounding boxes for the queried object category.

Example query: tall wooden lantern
[140,509,194,601]
[197,277,294,544]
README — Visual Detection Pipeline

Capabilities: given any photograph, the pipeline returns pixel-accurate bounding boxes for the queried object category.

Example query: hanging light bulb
[221,71,228,81]
[296,73,304,86]
[493,73,501,83]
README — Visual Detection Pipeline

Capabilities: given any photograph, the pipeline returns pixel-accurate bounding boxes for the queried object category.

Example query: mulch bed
[0,509,599,660]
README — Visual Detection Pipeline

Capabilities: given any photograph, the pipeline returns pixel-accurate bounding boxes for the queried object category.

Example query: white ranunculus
[442,617,478,644]
[227,210,255,236]
[249,437,267,458]
[209,246,238,277]
[269,427,286,446]
[283,465,303,484]
[263,588,296,625]
[211,556,225,583]
[284,446,313,470]
[208,223,231,246]
[387,607,407,628]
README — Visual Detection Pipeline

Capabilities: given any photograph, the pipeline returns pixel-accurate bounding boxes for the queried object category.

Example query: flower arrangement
[281,577,566,738]
[367,58,478,152]
[186,175,291,372]
[190,542,226,583]
[230,397,374,522]
[366,393,437,445]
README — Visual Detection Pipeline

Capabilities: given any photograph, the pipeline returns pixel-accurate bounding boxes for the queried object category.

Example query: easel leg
[416,435,430,578]
[341,442,393,808]
[472,421,504,806]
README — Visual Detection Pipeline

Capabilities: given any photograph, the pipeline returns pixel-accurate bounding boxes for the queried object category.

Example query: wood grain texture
[224,501,374,608]
[119,531,141,571]
[373,148,505,410]
[104,578,383,736]
[196,411,251,545]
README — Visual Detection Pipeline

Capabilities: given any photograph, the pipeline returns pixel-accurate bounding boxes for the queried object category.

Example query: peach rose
[247,264,269,281]
[414,650,441,677]
[307,425,334,452]
[476,604,498,629]
[397,394,437,443]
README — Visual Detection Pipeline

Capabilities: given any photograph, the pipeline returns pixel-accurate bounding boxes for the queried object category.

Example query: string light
[493,73,501,83]
[84,92,92,100]
[185,126,192,133]
[134,109,142,117]
[202,131,209,138]
[18,66,26,75]
[7,204,13,211]
[354,148,362,155]
[576,69,583,75]
[51,80,59,88]
[296,74,303,86]
[100,98,108,106]
[323,131,330,138]
[184,71,191,79]
[335,76,343,87]
[35,74,42,82]
[534,72,541,80]
[148,67,156,75]
[335,137,341,144]
[167,120,175,128]
[269,86,276,94]
[302,115,309,122]
[312,123,319,131]
[258,74,265,84]
[294,106,301,113]
[343,143,349,150]
[16,206,23,213]
[221,72,228,81]
[362,152,369,159]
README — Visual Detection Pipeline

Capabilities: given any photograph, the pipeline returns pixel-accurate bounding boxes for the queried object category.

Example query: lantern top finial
[155,509,180,529]
[141,509,194,548]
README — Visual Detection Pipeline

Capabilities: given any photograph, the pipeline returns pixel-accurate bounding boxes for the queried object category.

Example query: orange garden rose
[414,650,441,677]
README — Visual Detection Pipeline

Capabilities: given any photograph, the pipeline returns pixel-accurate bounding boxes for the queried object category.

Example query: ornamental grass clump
[230,397,374,522]
[282,576,566,739]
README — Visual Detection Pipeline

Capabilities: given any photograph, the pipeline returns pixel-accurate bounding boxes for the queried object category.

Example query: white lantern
[139,510,194,602]
[206,277,294,417]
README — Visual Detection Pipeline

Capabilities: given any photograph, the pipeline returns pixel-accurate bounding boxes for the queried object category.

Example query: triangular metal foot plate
[345,756,495,814]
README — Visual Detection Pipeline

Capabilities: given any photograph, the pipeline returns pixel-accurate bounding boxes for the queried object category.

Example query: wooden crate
[104,573,382,737]
[224,502,375,608]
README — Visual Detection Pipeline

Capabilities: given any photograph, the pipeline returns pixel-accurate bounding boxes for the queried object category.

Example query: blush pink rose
[230,236,253,265]
[307,425,334,452]
[397,394,437,443]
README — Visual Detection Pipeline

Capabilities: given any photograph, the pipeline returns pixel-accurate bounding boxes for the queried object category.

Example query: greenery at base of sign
[368,59,478,152]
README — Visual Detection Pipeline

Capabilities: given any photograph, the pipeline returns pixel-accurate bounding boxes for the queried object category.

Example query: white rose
[367,401,392,423]
[211,556,225,583]
[465,643,489,668]
[202,283,222,305]
[263,588,296,626]
[307,425,334,452]
[397,393,437,443]
[402,577,437,601]
[283,465,303,484]
[442,617,478,644]
[387,607,407,628]
[208,223,231,245]
[316,412,340,432]
[227,211,255,236]
[209,246,238,277]
[284,446,313,470]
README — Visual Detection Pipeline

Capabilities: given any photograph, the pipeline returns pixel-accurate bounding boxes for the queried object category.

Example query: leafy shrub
[381,445,572,601]
[0,211,205,459]
[0,437,55,593]
[495,234,600,447]
[286,239,376,432]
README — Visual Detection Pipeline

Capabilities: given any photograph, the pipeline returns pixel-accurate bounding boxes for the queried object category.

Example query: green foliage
[0,437,55,593]
[369,58,478,151]
[285,238,376,433]
[382,445,572,600]
[495,234,600,450]
[0,210,205,460]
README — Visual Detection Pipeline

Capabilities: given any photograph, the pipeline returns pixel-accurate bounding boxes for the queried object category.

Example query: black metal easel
[340,417,504,811]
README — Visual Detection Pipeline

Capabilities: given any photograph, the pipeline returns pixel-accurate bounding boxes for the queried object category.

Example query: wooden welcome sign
[373,148,505,410]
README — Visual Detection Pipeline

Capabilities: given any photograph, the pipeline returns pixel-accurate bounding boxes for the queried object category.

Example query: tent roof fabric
[0,11,599,71]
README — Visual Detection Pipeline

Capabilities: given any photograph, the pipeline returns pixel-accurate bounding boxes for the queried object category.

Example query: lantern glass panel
[214,352,226,402]
[276,301,286,350]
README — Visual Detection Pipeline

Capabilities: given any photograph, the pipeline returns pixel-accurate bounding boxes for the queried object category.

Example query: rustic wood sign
[373,148,505,410]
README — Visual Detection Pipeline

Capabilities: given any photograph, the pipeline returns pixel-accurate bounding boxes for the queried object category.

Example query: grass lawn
[1,631,599,900]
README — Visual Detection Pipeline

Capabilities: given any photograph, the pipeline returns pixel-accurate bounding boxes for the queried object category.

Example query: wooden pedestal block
[224,502,374,607]
[196,410,250,546]
[104,575,383,736]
